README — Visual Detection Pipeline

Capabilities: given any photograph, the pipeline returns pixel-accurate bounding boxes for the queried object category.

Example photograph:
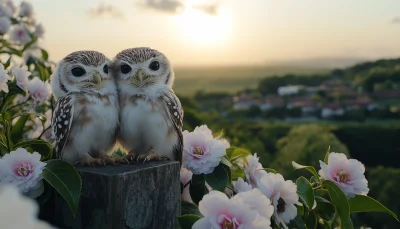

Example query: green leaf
[41,49,49,61]
[189,174,208,205]
[296,176,315,210]
[262,168,277,173]
[348,195,398,221]
[26,140,52,161]
[288,215,306,229]
[22,37,38,52]
[181,201,203,217]
[324,145,331,164]
[177,214,201,229]
[4,56,11,69]
[220,156,232,168]
[305,210,317,229]
[42,160,82,216]
[204,163,229,192]
[342,218,354,229]
[322,180,350,225]
[36,62,50,81]
[226,147,251,161]
[292,161,321,183]
[10,115,29,144]
[314,196,335,222]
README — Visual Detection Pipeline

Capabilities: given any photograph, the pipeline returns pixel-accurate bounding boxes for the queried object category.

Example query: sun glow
[176,6,232,45]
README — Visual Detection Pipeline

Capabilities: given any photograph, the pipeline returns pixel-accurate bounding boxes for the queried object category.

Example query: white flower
[319,152,369,198]
[0,185,55,229]
[193,190,272,229]
[0,148,46,198]
[4,0,16,15]
[0,1,13,17]
[12,65,31,91]
[0,63,12,93]
[0,16,10,34]
[27,78,51,105]
[18,1,34,19]
[182,125,227,174]
[233,177,253,193]
[243,153,267,187]
[232,188,274,221]
[257,173,300,226]
[9,24,31,45]
[180,167,193,203]
[34,23,44,38]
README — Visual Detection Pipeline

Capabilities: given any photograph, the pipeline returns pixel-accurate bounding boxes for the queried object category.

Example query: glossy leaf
[296,176,315,210]
[315,196,335,222]
[322,180,350,225]
[10,115,29,144]
[324,145,331,164]
[189,174,208,205]
[42,160,82,216]
[305,210,317,229]
[292,161,321,183]
[226,147,251,161]
[178,214,201,229]
[288,215,306,229]
[204,163,229,192]
[181,201,203,217]
[348,195,398,221]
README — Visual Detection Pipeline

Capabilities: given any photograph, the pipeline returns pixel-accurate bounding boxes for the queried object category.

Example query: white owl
[51,51,121,166]
[113,47,183,164]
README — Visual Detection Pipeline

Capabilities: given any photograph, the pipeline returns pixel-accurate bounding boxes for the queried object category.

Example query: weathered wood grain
[54,161,181,229]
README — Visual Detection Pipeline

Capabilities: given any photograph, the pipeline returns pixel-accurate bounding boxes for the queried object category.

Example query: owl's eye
[149,61,160,71]
[71,67,86,77]
[120,64,132,74]
[103,65,108,74]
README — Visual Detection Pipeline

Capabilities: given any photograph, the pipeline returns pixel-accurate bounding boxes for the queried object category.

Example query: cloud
[88,3,125,19]
[140,0,219,15]
[392,17,400,24]
[193,3,219,16]
[143,0,185,14]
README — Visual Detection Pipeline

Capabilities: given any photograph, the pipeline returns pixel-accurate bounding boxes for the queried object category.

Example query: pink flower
[0,16,11,34]
[319,152,369,198]
[193,191,272,229]
[243,153,267,187]
[27,78,51,105]
[257,173,300,225]
[232,188,274,221]
[9,24,31,45]
[18,1,34,19]
[0,148,46,198]
[0,1,13,17]
[180,167,193,203]
[12,65,31,92]
[0,63,12,93]
[34,23,44,38]
[233,177,253,193]
[182,125,227,174]
[0,185,55,229]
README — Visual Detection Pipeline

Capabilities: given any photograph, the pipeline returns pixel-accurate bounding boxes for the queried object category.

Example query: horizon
[21,0,400,67]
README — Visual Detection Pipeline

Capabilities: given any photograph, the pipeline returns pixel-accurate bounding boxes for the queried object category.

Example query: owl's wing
[162,92,183,165]
[51,95,74,159]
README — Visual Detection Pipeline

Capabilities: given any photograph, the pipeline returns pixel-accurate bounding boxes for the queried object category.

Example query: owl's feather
[52,95,74,159]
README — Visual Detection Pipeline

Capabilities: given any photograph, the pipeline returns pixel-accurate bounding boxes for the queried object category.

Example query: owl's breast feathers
[52,92,117,158]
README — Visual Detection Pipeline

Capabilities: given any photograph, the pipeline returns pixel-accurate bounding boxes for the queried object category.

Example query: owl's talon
[75,157,103,167]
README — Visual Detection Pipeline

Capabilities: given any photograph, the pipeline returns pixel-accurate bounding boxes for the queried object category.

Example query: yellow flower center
[337,170,348,182]
[222,221,234,229]
[193,147,205,155]
[18,167,26,175]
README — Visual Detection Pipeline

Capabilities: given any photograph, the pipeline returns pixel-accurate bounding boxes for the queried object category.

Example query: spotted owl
[51,50,121,166]
[113,47,183,164]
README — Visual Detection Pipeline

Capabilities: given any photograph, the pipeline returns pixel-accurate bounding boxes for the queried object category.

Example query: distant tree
[272,124,349,177]
[246,105,262,118]
[287,107,302,117]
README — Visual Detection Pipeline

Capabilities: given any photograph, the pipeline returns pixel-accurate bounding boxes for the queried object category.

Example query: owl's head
[51,50,113,99]
[113,47,175,94]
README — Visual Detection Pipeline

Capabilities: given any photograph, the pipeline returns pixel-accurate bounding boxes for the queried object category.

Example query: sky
[20,0,400,67]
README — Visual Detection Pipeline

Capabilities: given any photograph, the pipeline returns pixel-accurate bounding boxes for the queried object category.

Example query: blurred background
[28,0,400,228]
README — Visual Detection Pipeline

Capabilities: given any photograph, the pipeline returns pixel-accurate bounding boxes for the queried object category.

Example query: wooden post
[53,161,181,229]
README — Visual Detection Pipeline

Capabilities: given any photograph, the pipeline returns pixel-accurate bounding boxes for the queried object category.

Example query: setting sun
[175,7,232,45]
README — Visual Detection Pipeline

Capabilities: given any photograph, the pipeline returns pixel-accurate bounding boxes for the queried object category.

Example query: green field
[173,65,328,96]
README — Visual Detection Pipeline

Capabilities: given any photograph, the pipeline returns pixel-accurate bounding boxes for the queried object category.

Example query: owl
[51,50,122,166]
[113,47,183,164]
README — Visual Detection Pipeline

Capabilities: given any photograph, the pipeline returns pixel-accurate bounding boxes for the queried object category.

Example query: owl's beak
[134,68,144,83]
[92,71,102,85]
